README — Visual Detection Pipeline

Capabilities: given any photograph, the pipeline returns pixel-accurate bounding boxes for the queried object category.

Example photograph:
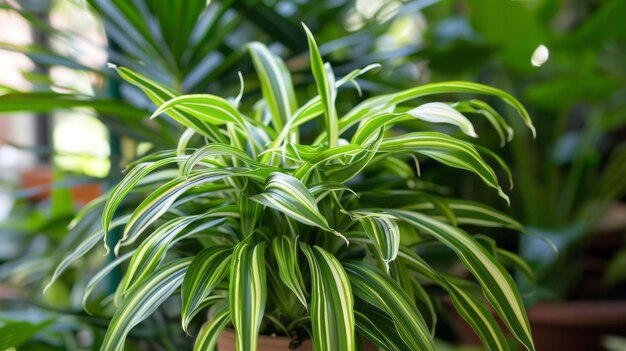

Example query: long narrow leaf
[182,246,232,331]
[100,258,192,351]
[344,262,435,351]
[229,242,267,351]
[301,243,355,351]
[389,210,535,351]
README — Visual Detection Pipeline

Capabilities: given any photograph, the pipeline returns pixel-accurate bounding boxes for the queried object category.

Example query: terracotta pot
[217,328,378,351]
[450,299,626,351]
[20,166,102,204]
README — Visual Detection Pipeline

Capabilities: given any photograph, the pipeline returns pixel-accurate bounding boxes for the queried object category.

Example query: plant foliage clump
[48,25,537,351]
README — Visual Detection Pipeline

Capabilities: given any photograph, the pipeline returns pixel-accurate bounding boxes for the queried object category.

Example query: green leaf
[115,66,224,141]
[447,279,510,351]
[354,311,403,351]
[408,102,478,138]
[151,94,244,126]
[193,309,231,351]
[250,172,344,242]
[301,243,355,351]
[119,169,257,251]
[180,143,266,177]
[101,258,191,351]
[453,99,513,146]
[182,246,232,332]
[389,210,535,351]
[272,236,307,308]
[44,215,130,293]
[116,215,228,304]
[103,156,185,251]
[247,42,297,130]
[381,132,509,203]
[345,262,435,351]
[391,81,535,137]
[398,248,509,351]
[229,242,267,351]
[83,251,135,314]
[303,24,338,148]
[351,212,400,272]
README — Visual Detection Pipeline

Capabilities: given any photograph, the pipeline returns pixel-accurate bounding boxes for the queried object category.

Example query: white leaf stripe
[193,309,230,351]
[381,132,509,203]
[397,247,509,351]
[272,236,307,308]
[301,243,355,351]
[344,262,435,351]
[45,214,131,293]
[250,173,345,242]
[230,242,267,351]
[100,258,192,351]
[408,102,478,138]
[303,24,338,148]
[389,210,535,351]
[181,246,232,332]
[352,211,400,271]
[121,169,262,250]
[116,215,227,305]
[248,42,297,130]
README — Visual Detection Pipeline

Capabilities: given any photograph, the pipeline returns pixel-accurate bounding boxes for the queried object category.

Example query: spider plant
[46,26,537,351]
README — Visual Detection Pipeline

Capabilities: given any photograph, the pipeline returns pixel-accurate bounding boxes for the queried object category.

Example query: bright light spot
[356,0,385,19]
[531,44,549,67]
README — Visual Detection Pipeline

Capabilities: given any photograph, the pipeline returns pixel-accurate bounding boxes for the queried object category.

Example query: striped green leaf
[116,216,227,303]
[351,211,400,272]
[453,99,513,146]
[344,262,435,351]
[390,81,535,136]
[301,243,355,351]
[45,215,130,293]
[303,24,338,148]
[193,309,231,351]
[100,258,191,351]
[229,242,267,351]
[398,247,509,351]
[182,246,232,332]
[102,157,185,252]
[447,276,510,351]
[389,210,535,351]
[151,94,245,127]
[115,66,223,141]
[408,102,478,138]
[354,311,403,351]
[272,236,307,308]
[82,251,135,314]
[248,42,297,130]
[120,169,260,251]
[381,132,509,203]
[250,172,344,241]
[180,143,266,177]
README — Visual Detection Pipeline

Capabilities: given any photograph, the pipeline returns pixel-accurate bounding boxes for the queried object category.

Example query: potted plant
[46,26,538,351]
